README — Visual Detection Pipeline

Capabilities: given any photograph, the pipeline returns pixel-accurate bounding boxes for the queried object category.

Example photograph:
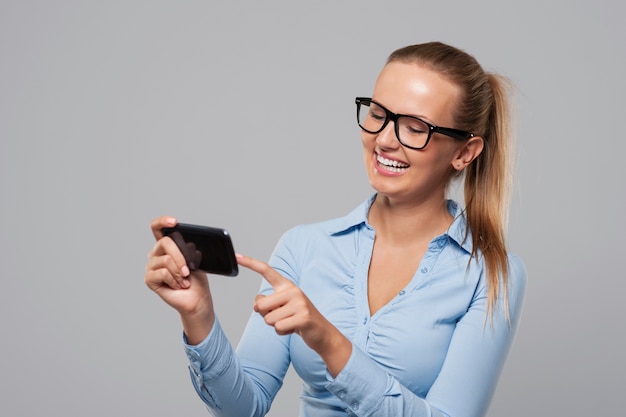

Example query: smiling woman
[144,41,526,417]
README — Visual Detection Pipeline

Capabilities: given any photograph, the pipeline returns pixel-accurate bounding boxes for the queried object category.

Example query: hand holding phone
[162,223,238,276]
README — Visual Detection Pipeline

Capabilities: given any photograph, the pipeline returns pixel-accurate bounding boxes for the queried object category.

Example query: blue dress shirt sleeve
[325,255,527,417]
[181,203,527,417]
[183,315,288,416]
[181,229,299,417]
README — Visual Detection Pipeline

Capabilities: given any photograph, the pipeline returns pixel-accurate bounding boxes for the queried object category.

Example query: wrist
[317,327,352,378]
[180,304,215,346]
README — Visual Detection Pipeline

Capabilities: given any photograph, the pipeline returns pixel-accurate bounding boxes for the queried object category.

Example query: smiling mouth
[376,154,409,173]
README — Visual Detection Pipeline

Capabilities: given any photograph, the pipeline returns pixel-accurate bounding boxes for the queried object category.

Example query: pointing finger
[236,253,293,291]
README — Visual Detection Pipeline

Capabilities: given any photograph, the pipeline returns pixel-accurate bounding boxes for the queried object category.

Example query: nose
[375,121,400,149]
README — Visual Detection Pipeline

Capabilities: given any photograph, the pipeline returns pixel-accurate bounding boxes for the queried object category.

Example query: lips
[376,153,409,173]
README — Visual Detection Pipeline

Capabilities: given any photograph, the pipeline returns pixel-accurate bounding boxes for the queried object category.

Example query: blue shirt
[184,195,526,417]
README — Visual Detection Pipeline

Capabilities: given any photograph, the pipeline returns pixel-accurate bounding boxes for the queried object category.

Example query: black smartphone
[162,223,238,276]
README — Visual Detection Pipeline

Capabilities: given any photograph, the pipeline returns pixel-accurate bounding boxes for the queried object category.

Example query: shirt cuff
[183,318,234,386]
[325,344,399,415]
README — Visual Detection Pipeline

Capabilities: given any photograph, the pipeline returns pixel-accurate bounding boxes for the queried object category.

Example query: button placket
[353,226,375,348]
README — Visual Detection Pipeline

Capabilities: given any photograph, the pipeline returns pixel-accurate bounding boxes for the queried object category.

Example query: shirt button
[352,401,360,410]
[337,390,346,399]
[421,267,428,273]
[399,290,406,295]
[362,316,368,325]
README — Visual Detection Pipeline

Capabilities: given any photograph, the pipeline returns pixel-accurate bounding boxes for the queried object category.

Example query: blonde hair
[387,42,514,319]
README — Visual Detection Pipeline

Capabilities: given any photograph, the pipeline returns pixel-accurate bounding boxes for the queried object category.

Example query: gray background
[1,1,624,416]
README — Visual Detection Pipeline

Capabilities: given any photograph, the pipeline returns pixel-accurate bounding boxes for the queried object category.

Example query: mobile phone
[162,223,238,276]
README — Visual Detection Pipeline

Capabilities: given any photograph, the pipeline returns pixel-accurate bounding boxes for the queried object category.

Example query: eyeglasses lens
[358,101,430,149]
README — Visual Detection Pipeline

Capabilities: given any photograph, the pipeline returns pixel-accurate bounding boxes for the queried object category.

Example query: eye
[401,118,429,136]
[407,125,427,134]
[369,109,386,121]
[365,103,386,121]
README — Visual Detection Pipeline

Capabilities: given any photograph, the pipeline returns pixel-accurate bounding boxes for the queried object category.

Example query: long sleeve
[183,315,290,417]
[181,230,300,417]
[180,197,527,417]
[324,255,527,417]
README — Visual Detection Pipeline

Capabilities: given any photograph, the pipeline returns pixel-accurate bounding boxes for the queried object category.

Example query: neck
[368,194,453,246]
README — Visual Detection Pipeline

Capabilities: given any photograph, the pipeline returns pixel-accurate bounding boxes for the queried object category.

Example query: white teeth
[377,154,409,171]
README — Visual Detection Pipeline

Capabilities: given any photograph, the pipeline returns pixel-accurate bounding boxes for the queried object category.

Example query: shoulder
[268,212,363,284]
[468,251,527,319]
[505,252,527,324]
[507,253,527,294]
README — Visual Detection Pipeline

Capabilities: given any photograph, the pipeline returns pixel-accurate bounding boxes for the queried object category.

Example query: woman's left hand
[236,253,352,377]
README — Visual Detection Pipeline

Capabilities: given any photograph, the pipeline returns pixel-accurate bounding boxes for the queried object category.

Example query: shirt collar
[444,199,473,254]
[327,194,473,254]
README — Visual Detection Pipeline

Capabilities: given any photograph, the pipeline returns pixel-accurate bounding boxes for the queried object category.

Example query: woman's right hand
[145,216,215,344]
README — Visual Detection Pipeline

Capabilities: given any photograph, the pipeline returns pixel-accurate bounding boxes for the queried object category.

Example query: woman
[145,41,526,417]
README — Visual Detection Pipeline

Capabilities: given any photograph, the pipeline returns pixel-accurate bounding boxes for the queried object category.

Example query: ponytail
[464,73,514,320]
[387,43,515,320]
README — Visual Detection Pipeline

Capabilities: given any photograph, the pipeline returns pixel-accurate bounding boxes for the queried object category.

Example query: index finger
[150,216,177,240]
[148,235,191,279]
[235,253,294,291]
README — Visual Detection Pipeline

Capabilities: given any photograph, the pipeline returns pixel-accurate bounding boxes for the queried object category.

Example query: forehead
[372,62,460,123]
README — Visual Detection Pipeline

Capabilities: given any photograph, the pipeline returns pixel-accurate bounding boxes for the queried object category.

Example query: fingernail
[181,265,190,277]
[182,279,190,288]
[166,217,177,226]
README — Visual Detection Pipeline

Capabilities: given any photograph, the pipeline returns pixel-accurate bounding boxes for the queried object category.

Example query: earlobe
[452,136,484,170]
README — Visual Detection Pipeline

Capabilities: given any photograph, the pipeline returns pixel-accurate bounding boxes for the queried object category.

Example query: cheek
[361,131,373,148]
[361,132,375,159]
[360,135,376,177]
[406,145,457,175]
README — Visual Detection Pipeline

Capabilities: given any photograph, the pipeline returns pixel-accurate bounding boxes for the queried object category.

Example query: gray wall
[1,1,624,416]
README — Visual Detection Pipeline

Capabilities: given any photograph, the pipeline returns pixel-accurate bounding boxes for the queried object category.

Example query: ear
[452,136,484,171]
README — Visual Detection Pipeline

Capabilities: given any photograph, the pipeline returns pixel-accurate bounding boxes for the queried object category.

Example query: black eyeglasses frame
[355,97,475,150]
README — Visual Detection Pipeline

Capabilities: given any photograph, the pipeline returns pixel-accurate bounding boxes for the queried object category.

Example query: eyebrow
[370,97,437,125]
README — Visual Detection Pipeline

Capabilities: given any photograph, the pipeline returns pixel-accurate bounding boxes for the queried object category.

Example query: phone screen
[162,223,238,276]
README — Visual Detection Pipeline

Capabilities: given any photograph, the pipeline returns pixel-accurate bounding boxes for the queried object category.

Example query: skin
[362,62,484,315]
[144,61,484,379]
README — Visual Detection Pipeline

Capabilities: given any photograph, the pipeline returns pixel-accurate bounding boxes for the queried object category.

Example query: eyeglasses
[355,97,474,150]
